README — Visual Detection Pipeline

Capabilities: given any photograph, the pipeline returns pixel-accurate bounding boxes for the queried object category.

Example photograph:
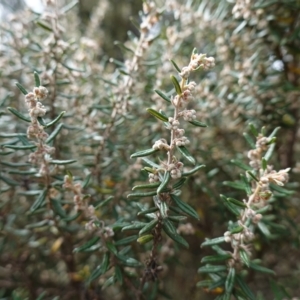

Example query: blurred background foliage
[0,0,299,299]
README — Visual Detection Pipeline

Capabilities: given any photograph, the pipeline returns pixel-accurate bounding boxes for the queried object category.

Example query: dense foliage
[0,1,299,299]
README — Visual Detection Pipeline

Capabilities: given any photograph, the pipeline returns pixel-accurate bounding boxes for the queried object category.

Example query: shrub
[0,1,299,299]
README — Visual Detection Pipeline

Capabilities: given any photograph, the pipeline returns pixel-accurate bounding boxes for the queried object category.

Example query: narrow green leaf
[154,89,171,103]
[188,120,208,127]
[270,279,291,300]
[221,293,231,300]
[142,157,161,169]
[231,159,252,171]
[212,245,228,255]
[118,257,142,268]
[122,222,148,231]
[7,107,31,122]
[102,276,115,290]
[208,278,226,291]
[263,143,275,162]
[3,144,36,150]
[30,189,48,212]
[249,123,258,137]
[266,136,276,146]
[106,242,118,256]
[146,108,168,122]
[201,237,226,247]
[25,220,49,229]
[224,201,241,216]
[137,234,154,245]
[137,206,159,216]
[170,194,199,220]
[249,262,275,274]
[0,93,11,107]
[240,174,252,195]
[15,83,28,95]
[257,221,271,237]
[36,20,53,32]
[133,182,160,191]
[63,211,81,222]
[170,59,181,72]
[127,191,157,199]
[130,148,159,159]
[34,71,41,87]
[98,196,113,208]
[82,173,92,189]
[46,123,64,144]
[198,265,227,273]
[0,174,19,186]
[225,267,235,293]
[36,291,47,300]
[88,252,110,283]
[172,177,187,189]
[247,171,259,182]
[162,218,189,248]
[268,127,280,139]
[74,237,100,252]
[50,198,67,218]
[169,205,183,215]
[50,159,76,165]
[168,215,187,222]
[262,157,267,170]
[201,254,231,263]
[233,19,247,35]
[170,75,182,95]
[8,169,36,175]
[256,205,271,214]
[235,275,255,300]
[110,222,130,231]
[182,164,205,176]
[196,280,212,288]
[139,219,159,235]
[157,171,170,194]
[239,249,250,267]
[243,132,255,149]
[114,265,123,284]
[60,0,78,13]
[37,116,49,128]
[0,161,30,167]
[223,181,246,191]
[177,145,196,165]
[44,111,65,128]
[155,195,169,218]
[220,195,242,216]
[270,183,294,195]
[227,197,247,208]
[0,133,25,138]
[114,40,135,54]
[61,62,85,72]
[229,225,244,234]
[114,235,138,246]
[0,151,13,156]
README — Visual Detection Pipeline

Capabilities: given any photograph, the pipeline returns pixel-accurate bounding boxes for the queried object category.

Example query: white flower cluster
[168,161,183,179]
[25,86,48,119]
[179,53,215,79]
[181,109,197,121]
[168,117,180,130]
[260,168,290,187]
[148,172,160,183]
[24,86,56,175]
[174,136,190,147]
[152,139,170,151]
[247,135,271,169]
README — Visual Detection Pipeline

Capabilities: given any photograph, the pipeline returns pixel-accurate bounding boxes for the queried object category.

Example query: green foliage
[0,0,299,299]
